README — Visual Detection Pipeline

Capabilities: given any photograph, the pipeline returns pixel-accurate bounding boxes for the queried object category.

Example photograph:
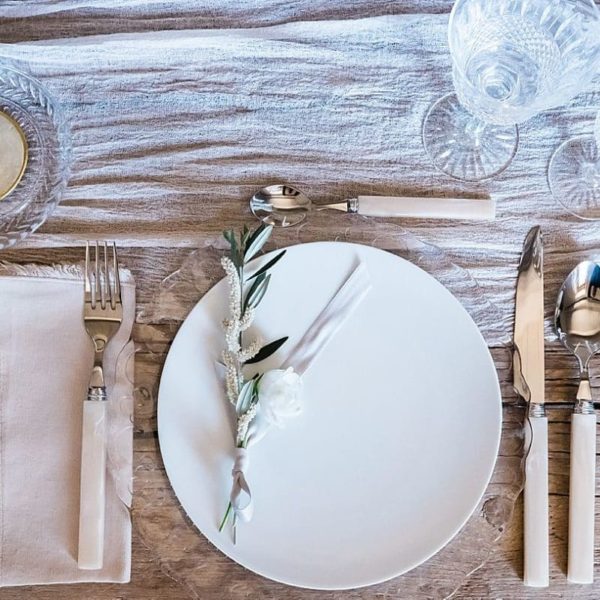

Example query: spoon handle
[568,410,596,584]
[524,414,549,587]
[353,196,495,220]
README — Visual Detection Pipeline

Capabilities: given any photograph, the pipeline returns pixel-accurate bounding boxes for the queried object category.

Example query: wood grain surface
[1,1,600,598]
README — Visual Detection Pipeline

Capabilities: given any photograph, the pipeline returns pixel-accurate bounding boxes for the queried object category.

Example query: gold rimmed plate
[0,110,28,200]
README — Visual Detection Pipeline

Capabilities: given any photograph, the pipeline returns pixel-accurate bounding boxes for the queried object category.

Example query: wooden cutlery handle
[524,416,549,587]
[78,398,107,570]
[568,412,596,584]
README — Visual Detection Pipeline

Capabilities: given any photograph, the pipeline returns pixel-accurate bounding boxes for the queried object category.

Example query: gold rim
[0,110,29,201]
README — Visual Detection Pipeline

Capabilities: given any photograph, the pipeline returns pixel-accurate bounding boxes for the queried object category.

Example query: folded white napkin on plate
[0,262,135,586]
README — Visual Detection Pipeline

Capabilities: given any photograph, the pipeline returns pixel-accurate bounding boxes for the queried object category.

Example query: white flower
[258,368,303,427]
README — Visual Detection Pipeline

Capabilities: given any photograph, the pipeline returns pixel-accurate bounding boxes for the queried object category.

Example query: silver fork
[78,241,123,571]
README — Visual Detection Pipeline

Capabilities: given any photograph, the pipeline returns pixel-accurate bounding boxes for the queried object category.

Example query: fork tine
[94,241,100,308]
[103,241,110,310]
[84,241,91,294]
[113,242,122,307]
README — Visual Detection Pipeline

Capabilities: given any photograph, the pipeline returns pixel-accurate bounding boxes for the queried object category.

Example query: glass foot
[549,135,600,220]
[422,93,518,181]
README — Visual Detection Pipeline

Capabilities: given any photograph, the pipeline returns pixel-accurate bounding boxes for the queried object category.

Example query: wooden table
[1,1,600,597]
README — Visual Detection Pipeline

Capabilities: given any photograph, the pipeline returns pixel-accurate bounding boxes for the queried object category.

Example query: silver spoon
[249,184,495,227]
[555,260,600,584]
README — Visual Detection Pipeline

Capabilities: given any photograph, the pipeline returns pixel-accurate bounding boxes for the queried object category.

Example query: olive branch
[218,223,287,534]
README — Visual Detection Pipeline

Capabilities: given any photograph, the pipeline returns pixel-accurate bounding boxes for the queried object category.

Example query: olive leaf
[244,223,267,252]
[247,250,286,281]
[244,224,273,262]
[223,229,242,268]
[241,224,251,247]
[245,336,288,365]
[243,273,271,311]
[236,379,255,416]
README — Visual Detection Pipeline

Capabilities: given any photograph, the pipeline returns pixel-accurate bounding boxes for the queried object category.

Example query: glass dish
[0,61,71,249]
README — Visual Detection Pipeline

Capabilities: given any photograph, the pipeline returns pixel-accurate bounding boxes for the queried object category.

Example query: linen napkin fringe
[0,261,134,284]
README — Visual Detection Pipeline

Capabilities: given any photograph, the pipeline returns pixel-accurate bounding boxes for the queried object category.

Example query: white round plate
[158,242,502,590]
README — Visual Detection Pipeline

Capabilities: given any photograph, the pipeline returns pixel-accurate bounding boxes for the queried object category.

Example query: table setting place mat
[0,261,135,586]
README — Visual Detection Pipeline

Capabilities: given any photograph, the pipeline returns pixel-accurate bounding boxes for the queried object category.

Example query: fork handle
[78,393,107,570]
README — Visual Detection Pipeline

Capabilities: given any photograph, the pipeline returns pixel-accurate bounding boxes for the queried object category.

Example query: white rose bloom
[259,368,303,427]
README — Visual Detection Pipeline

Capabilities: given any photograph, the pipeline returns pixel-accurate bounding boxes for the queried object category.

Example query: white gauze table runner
[0,263,135,586]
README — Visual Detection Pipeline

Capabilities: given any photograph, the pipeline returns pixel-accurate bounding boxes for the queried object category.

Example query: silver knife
[513,225,548,588]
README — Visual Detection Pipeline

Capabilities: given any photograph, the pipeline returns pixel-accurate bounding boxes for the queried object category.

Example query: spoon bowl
[250,184,313,227]
[555,260,600,372]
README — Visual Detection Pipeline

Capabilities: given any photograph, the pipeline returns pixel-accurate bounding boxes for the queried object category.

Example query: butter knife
[513,226,549,588]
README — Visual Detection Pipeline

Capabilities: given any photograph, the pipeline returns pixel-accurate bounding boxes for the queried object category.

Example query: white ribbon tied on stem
[230,447,253,522]
[228,261,372,525]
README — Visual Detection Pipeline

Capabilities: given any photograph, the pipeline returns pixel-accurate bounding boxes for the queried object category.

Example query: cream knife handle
[78,395,107,570]
[524,415,549,587]
[568,411,596,584]
[355,196,495,220]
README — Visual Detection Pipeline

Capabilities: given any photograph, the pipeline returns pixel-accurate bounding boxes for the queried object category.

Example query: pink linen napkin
[0,262,135,586]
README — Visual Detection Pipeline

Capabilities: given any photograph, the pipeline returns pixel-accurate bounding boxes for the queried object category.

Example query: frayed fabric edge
[0,262,134,284]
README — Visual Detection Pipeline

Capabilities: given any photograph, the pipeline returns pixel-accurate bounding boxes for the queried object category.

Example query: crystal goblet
[423,0,600,182]
[549,110,600,220]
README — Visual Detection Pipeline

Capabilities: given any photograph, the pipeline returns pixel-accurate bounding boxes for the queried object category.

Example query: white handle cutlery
[555,260,600,584]
[514,230,599,588]
[79,242,123,570]
[513,226,549,587]
[568,411,596,583]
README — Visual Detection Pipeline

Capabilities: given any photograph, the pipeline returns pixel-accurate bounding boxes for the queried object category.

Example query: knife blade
[514,225,545,408]
[513,225,548,588]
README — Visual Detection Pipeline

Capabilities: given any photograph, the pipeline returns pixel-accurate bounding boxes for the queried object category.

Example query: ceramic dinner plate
[158,242,502,590]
